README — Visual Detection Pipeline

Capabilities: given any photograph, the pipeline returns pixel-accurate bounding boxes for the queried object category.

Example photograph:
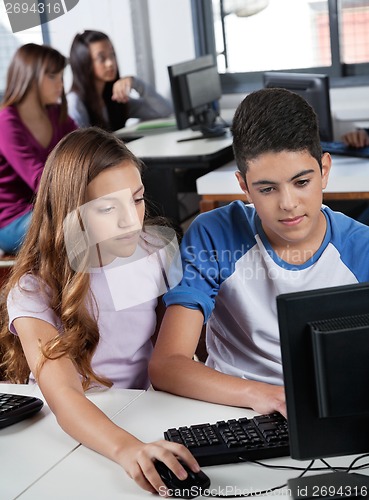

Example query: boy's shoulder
[182,201,258,255]
[324,206,369,236]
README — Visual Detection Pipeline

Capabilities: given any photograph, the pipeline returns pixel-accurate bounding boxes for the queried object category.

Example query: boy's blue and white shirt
[164,201,369,385]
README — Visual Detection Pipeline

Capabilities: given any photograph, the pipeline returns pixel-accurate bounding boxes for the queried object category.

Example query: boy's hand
[246,381,286,418]
[117,439,200,495]
[341,129,369,148]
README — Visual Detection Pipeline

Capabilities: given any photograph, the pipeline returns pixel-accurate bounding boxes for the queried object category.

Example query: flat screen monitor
[168,55,226,139]
[277,282,369,498]
[263,72,334,142]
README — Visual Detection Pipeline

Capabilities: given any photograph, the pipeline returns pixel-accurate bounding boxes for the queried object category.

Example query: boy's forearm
[151,354,253,407]
[150,354,286,416]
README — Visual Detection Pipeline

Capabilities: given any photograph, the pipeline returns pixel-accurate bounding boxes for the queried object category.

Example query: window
[192,0,369,92]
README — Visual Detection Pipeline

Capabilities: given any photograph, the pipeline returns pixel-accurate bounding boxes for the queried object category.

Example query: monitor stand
[177,124,228,143]
[288,471,369,500]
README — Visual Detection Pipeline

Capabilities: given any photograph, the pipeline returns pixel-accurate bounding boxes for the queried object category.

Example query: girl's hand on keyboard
[341,129,369,148]
[246,381,286,418]
[117,438,200,495]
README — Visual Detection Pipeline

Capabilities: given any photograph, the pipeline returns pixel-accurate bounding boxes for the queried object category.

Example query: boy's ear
[235,171,253,203]
[321,152,332,189]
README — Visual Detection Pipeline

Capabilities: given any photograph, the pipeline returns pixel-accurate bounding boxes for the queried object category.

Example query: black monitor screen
[168,55,226,139]
[263,72,334,142]
[277,282,369,497]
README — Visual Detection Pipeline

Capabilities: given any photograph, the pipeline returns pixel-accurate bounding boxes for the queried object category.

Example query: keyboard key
[0,393,44,429]
[164,412,290,466]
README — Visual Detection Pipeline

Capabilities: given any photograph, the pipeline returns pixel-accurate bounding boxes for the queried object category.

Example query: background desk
[124,129,233,225]
[4,387,368,499]
[196,156,369,212]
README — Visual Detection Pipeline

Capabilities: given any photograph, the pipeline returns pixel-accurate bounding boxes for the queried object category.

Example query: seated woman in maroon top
[0,43,77,254]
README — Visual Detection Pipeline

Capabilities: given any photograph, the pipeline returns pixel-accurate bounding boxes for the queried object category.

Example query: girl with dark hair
[0,43,77,254]
[0,127,198,494]
[67,30,172,131]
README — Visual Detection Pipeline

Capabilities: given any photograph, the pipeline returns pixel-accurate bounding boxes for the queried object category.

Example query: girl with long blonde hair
[0,127,198,494]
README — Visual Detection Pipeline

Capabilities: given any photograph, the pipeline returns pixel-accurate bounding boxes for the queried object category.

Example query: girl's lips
[280,215,305,226]
[115,230,140,241]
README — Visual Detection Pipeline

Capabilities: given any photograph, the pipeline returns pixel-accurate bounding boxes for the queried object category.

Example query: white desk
[121,129,233,224]
[196,155,369,212]
[7,388,368,500]
[0,384,144,500]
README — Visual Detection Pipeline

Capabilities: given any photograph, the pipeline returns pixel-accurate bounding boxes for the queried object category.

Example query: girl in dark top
[67,30,172,131]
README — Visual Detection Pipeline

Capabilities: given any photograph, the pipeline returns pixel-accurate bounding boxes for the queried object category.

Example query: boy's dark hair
[232,88,323,177]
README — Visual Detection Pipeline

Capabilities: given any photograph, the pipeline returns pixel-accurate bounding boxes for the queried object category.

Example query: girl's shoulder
[0,105,19,122]
[10,273,46,298]
[8,273,49,315]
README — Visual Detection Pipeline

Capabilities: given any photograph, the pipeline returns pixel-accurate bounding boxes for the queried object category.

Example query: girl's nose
[118,204,139,228]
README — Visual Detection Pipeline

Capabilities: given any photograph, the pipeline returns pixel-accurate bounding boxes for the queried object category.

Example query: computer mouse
[154,459,210,499]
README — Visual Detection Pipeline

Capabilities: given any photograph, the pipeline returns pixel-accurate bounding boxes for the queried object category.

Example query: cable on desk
[250,457,369,473]
[204,455,369,498]
[346,454,369,474]
[204,460,316,498]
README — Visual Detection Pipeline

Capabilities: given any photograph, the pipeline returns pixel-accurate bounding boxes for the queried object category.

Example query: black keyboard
[0,393,44,429]
[164,412,289,466]
[321,141,369,158]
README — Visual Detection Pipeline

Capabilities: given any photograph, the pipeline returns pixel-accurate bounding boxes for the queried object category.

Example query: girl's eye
[134,197,145,205]
[99,206,115,214]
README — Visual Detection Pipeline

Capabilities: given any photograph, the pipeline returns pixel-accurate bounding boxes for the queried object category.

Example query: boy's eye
[259,186,275,194]
[296,179,310,187]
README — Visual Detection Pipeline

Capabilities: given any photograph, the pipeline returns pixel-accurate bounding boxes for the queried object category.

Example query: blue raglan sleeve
[163,215,221,321]
[325,207,369,283]
[164,202,256,322]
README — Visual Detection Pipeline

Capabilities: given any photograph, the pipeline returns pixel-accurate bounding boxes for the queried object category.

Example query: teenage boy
[149,88,369,417]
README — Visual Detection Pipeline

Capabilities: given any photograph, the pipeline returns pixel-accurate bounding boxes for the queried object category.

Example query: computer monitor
[168,55,226,139]
[263,72,334,142]
[277,282,369,498]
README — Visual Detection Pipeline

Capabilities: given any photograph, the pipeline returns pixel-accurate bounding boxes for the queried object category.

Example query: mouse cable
[250,455,369,473]
[203,459,316,498]
[204,455,369,499]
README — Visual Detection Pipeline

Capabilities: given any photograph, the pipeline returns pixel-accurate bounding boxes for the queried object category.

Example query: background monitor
[277,282,369,497]
[263,72,334,142]
[168,55,226,139]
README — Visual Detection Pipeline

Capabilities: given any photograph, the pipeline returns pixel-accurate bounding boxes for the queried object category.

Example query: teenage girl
[0,127,198,494]
[67,30,172,130]
[0,43,77,253]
